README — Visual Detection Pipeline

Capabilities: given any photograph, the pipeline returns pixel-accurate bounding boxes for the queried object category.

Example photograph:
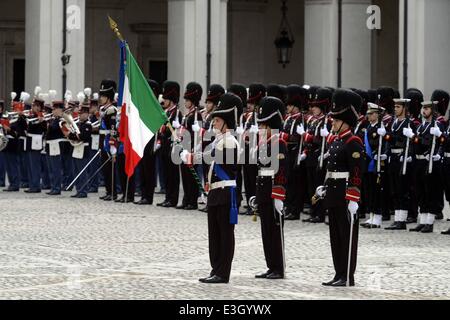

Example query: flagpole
[108,16,206,197]
[125,177,130,203]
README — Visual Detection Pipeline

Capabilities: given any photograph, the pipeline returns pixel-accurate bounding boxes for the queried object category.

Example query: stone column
[168,0,227,93]
[304,0,371,89]
[25,0,85,98]
[399,0,450,98]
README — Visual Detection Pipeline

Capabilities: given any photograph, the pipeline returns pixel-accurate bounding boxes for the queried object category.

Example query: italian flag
[118,42,168,177]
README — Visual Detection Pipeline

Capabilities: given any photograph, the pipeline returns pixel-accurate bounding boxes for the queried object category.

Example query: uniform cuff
[345,188,360,202]
[271,186,286,201]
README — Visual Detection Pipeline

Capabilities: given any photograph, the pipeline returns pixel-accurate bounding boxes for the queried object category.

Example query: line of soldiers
[1,80,450,286]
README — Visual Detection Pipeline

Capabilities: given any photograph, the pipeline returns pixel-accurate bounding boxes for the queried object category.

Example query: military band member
[242,83,266,215]
[98,79,119,201]
[195,93,241,284]
[385,99,417,230]
[65,103,92,198]
[24,95,47,193]
[0,100,6,187]
[282,85,308,221]
[409,101,445,233]
[254,97,288,280]
[177,82,203,210]
[322,89,363,287]
[45,101,66,195]
[157,81,182,208]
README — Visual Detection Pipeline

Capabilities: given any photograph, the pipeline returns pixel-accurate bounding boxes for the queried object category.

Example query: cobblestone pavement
[0,190,449,300]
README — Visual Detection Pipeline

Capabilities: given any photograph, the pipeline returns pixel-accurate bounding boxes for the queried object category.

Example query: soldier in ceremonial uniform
[254,97,288,280]
[87,95,101,193]
[134,79,162,205]
[242,83,266,215]
[227,83,246,213]
[24,94,47,193]
[321,89,363,287]
[281,85,308,221]
[409,101,445,233]
[300,87,333,223]
[0,100,6,187]
[157,81,182,208]
[360,103,388,229]
[177,82,203,210]
[441,118,450,235]
[385,99,417,230]
[195,93,241,284]
[404,88,424,223]
[45,101,66,195]
[65,102,92,198]
[98,79,119,201]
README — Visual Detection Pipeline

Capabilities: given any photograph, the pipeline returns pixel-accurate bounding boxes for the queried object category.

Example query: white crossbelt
[444,153,450,158]
[99,130,110,135]
[258,169,275,177]
[325,171,350,180]
[391,149,404,154]
[416,155,427,160]
[210,180,237,190]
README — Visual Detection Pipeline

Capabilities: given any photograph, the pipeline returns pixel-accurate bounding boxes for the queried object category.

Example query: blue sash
[364,130,375,173]
[213,163,238,225]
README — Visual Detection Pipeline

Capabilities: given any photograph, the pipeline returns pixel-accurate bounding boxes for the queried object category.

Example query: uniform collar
[338,129,351,139]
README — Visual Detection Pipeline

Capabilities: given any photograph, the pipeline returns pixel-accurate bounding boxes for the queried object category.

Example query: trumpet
[27,113,53,124]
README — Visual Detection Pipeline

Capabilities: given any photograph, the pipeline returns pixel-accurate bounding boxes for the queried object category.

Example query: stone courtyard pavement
[0,190,449,300]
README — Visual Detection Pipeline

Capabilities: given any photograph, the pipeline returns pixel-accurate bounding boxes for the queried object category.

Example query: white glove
[154,142,161,152]
[430,126,442,137]
[249,125,259,134]
[320,127,329,137]
[298,153,307,162]
[403,127,414,139]
[180,149,190,163]
[236,126,244,135]
[348,200,359,216]
[318,152,330,163]
[296,124,305,136]
[172,120,181,129]
[432,154,441,162]
[399,155,412,163]
[377,127,387,137]
[374,154,387,161]
[192,122,201,133]
[274,199,284,215]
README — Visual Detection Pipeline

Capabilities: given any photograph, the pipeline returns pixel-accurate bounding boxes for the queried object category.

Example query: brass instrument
[60,112,83,147]
[0,120,8,151]
[27,113,53,124]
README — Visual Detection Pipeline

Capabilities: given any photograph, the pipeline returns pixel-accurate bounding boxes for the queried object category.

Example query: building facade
[0,0,449,101]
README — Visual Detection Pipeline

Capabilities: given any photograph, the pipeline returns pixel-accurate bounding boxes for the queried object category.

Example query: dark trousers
[41,153,51,188]
[408,162,419,219]
[4,151,20,189]
[87,149,101,191]
[307,165,326,220]
[117,153,135,200]
[243,164,257,205]
[156,152,166,191]
[162,147,180,205]
[27,150,42,191]
[140,152,156,203]
[0,152,5,186]
[363,172,385,215]
[328,205,359,282]
[102,150,117,196]
[259,201,284,274]
[74,155,89,196]
[415,160,442,214]
[285,152,307,215]
[207,205,235,280]
[61,145,74,188]
[47,154,62,193]
[180,164,199,206]
[19,150,28,186]
[388,160,411,211]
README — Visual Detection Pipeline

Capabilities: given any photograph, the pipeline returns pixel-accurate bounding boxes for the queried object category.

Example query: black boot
[420,224,433,233]
[409,224,425,232]
[441,228,450,235]
[385,221,406,230]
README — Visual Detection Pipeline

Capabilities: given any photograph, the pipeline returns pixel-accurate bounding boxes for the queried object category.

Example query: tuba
[60,112,83,147]
[0,120,8,151]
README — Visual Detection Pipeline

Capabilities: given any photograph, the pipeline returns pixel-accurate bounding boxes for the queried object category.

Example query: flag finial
[108,15,124,41]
